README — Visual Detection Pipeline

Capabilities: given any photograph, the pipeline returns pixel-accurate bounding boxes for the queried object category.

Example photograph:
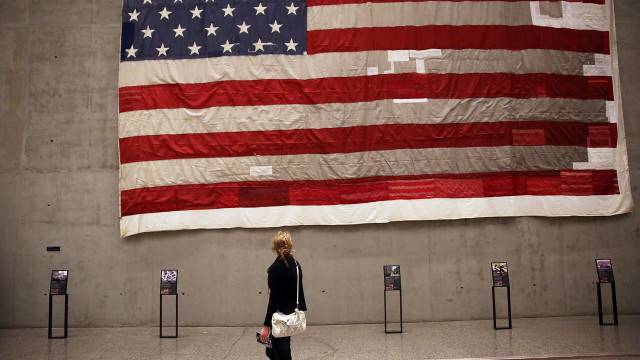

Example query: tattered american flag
[118,0,632,237]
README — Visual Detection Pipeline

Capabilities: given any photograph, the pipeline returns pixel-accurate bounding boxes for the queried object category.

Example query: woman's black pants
[266,335,291,360]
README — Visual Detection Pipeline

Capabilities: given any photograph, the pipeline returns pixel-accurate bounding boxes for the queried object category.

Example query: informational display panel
[383,265,401,291]
[491,262,510,287]
[595,259,614,283]
[50,270,69,295]
[160,269,178,295]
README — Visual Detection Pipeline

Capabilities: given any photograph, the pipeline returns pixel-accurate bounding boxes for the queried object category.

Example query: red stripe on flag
[307,25,609,55]
[120,170,619,216]
[118,73,613,113]
[308,0,604,5]
[119,122,617,164]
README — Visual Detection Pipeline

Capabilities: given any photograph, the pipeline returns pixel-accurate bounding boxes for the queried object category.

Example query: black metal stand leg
[383,291,387,333]
[399,289,403,333]
[48,294,68,339]
[48,295,53,339]
[598,282,619,326]
[492,287,497,330]
[597,282,618,326]
[597,282,604,325]
[611,282,618,325]
[384,290,402,334]
[160,293,163,338]
[492,286,512,330]
[175,294,179,337]
[506,286,512,329]
[64,295,68,338]
[160,294,178,338]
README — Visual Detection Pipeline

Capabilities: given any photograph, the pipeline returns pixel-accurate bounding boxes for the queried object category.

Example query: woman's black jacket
[263,256,307,327]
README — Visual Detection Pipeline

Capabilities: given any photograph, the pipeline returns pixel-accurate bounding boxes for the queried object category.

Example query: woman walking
[259,231,307,360]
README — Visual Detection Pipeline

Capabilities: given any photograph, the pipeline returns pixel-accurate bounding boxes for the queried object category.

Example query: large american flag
[118,0,632,237]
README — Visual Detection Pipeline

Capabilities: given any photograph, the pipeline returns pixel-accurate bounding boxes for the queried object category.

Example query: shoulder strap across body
[295,261,300,310]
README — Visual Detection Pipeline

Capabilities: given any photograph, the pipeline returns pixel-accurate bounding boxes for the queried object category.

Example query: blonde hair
[272,230,294,264]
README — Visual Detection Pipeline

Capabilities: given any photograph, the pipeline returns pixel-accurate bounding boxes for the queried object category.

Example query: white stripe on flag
[119,146,587,191]
[118,50,606,87]
[119,193,633,237]
[118,98,607,137]
[307,0,608,31]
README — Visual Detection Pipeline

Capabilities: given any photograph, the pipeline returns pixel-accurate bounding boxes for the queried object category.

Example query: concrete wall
[1,0,639,328]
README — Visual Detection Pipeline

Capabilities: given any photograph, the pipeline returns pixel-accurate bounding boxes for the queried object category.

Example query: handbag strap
[295,261,300,308]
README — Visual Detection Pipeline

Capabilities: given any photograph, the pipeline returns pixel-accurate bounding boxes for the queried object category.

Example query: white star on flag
[173,24,187,37]
[286,2,299,15]
[222,4,235,17]
[220,40,236,53]
[285,38,298,52]
[128,9,140,22]
[205,23,219,36]
[269,20,282,33]
[254,3,267,15]
[159,7,172,20]
[143,0,152,4]
[174,0,183,3]
[188,42,202,55]
[156,43,169,56]
[237,21,251,34]
[141,26,155,39]
[190,5,203,19]
[253,38,270,52]
[125,45,138,58]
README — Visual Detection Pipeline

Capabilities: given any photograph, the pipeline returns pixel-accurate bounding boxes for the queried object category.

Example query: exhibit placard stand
[383,265,403,334]
[160,269,179,338]
[490,262,512,330]
[595,259,618,326]
[48,270,69,339]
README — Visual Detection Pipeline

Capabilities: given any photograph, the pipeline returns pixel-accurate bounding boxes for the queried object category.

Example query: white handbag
[271,261,307,338]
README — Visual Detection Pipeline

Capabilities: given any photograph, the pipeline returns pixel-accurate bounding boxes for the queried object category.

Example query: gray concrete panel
[29,0,94,26]
[0,1,29,27]
[0,28,29,173]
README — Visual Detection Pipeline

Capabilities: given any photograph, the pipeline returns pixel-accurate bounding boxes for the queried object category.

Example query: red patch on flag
[512,129,547,146]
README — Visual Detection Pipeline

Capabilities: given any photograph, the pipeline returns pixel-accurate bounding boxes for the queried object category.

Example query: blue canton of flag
[120,0,307,61]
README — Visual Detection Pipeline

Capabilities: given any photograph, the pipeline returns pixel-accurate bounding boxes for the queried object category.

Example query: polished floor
[1,316,640,360]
